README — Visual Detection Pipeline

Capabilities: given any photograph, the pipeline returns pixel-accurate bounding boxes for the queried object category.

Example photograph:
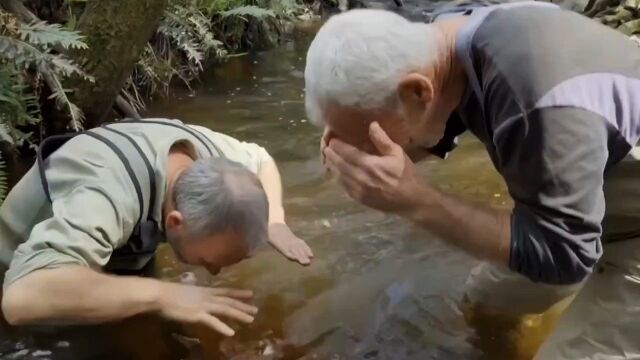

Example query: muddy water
[0,24,554,360]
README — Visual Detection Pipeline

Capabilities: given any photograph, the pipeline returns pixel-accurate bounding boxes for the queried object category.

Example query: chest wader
[36,119,222,274]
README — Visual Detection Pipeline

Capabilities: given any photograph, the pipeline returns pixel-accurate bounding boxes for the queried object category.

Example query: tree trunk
[62,0,168,130]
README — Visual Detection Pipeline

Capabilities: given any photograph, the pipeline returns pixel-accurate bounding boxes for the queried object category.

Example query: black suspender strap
[83,131,145,228]
[37,134,78,202]
[101,124,157,219]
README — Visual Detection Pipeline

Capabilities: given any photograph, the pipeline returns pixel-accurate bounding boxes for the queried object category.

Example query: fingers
[324,147,369,183]
[212,296,258,315]
[198,314,236,337]
[327,138,368,165]
[208,302,255,324]
[293,247,311,265]
[284,245,311,265]
[209,288,254,300]
[369,121,402,157]
[303,241,314,258]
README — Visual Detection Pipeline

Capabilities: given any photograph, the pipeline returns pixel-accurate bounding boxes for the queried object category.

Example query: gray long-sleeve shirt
[432,2,640,284]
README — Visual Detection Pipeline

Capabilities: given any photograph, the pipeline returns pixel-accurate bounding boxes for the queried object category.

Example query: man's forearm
[257,158,285,224]
[402,183,512,266]
[2,266,161,325]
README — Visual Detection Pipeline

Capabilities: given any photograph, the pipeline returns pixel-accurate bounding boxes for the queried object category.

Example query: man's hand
[268,223,314,265]
[157,282,258,337]
[320,127,332,167]
[323,122,424,213]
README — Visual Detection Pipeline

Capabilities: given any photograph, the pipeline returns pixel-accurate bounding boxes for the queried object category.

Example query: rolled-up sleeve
[495,107,611,285]
[189,125,272,174]
[4,185,125,289]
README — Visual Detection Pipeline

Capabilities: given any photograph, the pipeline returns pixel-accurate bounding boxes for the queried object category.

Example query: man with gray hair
[0,118,313,337]
[306,2,640,358]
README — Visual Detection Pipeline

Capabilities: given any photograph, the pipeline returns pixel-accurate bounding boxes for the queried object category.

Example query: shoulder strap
[38,134,80,202]
[117,119,225,158]
[100,124,156,223]
[38,129,154,233]
[85,127,155,229]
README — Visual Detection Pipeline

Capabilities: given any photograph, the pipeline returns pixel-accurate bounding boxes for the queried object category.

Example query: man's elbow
[510,239,599,285]
[2,282,32,325]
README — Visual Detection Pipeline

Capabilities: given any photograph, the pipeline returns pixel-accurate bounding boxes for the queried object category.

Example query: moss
[68,0,169,128]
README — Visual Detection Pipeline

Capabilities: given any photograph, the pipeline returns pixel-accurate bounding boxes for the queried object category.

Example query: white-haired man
[0,118,313,337]
[305,2,640,358]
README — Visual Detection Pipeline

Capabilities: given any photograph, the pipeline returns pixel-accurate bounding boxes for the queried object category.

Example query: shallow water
[0,23,553,360]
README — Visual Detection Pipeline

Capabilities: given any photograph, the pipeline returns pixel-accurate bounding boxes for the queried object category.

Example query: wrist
[397,181,441,220]
[134,277,165,314]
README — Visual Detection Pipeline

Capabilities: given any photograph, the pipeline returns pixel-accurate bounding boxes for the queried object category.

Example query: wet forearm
[401,183,511,266]
[2,266,161,326]
[257,158,285,224]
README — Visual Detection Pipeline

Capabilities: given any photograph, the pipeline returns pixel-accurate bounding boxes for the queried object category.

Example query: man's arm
[2,266,257,336]
[403,184,511,265]
[324,123,509,265]
[325,115,607,285]
[188,125,314,265]
[1,183,256,335]
[257,158,314,265]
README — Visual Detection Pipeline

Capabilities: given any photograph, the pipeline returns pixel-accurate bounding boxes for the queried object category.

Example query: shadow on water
[0,21,558,360]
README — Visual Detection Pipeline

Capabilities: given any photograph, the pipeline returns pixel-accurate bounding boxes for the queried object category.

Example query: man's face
[323,105,412,154]
[167,228,250,275]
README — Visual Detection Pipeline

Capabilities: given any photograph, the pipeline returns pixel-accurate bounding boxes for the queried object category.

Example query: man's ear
[165,210,184,231]
[397,73,434,107]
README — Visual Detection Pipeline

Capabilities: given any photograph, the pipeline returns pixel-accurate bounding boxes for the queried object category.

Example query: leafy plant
[0,152,7,203]
[0,66,39,147]
[0,9,91,131]
[221,5,276,19]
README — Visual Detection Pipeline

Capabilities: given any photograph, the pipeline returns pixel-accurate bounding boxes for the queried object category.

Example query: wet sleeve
[3,185,126,290]
[494,107,609,285]
[188,125,273,174]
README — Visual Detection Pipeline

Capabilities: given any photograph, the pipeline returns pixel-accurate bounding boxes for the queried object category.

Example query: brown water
[0,23,556,360]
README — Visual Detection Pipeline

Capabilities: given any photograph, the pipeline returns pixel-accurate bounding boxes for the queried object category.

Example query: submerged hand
[268,223,314,265]
[157,282,257,337]
[324,121,423,213]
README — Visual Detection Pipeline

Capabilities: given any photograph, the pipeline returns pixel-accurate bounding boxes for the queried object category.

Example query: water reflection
[0,23,551,360]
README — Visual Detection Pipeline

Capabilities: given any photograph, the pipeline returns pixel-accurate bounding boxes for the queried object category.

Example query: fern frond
[47,75,84,131]
[0,35,51,71]
[0,122,14,144]
[221,6,276,19]
[0,152,7,204]
[19,21,87,50]
[50,57,93,81]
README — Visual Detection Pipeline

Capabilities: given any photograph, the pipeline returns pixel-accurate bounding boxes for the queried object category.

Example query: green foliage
[19,20,87,49]
[194,0,245,14]
[0,66,39,147]
[0,9,90,131]
[157,4,226,68]
[220,5,276,19]
[0,152,7,203]
[0,65,39,205]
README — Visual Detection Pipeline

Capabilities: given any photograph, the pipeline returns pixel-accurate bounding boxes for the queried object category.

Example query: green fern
[221,5,276,19]
[0,66,39,147]
[0,152,7,204]
[0,10,90,131]
[19,20,88,50]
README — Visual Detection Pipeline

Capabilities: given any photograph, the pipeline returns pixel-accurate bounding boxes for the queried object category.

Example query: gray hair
[173,157,269,250]
[304,9,438,125]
